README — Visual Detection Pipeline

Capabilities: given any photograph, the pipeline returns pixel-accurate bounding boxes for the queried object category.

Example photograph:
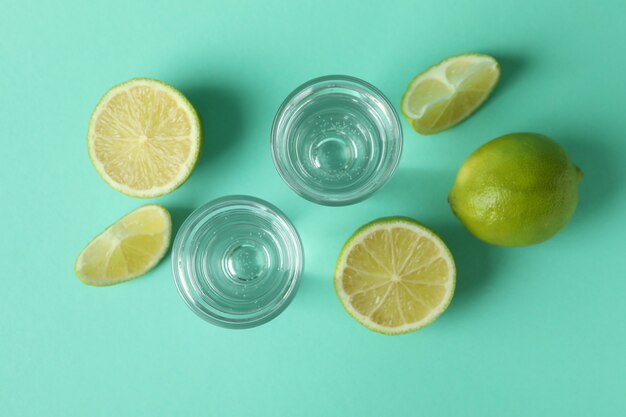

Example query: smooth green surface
[1,1,625,415]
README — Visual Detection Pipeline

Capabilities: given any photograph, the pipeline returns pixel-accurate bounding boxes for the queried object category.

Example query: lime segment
[401,53,500,135]
[75,205,171,286]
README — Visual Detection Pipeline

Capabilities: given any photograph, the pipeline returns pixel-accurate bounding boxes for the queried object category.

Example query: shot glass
[172,195,304,328]
[271,75,403,206]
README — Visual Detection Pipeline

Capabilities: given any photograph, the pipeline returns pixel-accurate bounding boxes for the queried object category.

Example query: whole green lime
[449,133,583,246]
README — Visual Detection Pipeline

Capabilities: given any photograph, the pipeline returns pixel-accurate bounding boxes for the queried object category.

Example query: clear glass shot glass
[171,195,304,329]
[271,75,403,206]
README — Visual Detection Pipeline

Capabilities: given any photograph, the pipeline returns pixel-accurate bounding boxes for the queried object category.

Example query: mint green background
[2,1,625,415]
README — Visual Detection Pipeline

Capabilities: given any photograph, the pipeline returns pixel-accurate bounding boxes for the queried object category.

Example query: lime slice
[75,205,171,286]
[334,217,455,335]
[401,53,500,135]
[88,78,201,198]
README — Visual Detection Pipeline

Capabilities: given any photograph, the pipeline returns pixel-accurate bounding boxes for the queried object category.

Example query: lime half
[401,53,500,135]
[75,205,171,286]
[88,78,201,198]
[334,217,455,335]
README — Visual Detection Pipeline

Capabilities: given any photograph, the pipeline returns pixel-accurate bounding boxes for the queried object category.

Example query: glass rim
[171,195,304,329]
[270,74,403,206]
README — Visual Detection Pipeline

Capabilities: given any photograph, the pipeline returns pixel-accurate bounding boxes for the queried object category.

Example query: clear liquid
[286,91,386,193]
[272,76,402,206]
[186,208,293,315]
[173,197,303,327]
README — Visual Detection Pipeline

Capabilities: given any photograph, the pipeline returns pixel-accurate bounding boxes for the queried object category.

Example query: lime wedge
[401,53,500,135]
[75,205,171,286]
[88,78,201,198]
[335,217,455,335]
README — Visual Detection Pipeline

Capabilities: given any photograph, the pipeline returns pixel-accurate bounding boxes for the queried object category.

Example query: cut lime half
[87,78,201,198]
[335,217,455,335]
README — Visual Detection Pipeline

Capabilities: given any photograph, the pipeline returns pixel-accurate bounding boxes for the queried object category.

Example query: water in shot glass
[171,196,303,328]
[271,75,403,206]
